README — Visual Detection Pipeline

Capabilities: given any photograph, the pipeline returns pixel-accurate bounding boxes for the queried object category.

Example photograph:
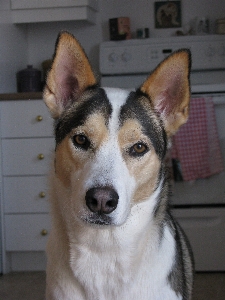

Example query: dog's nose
[85,187,119,215]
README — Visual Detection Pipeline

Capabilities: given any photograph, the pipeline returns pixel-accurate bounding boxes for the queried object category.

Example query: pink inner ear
[154,71,185,116]
[54,49,80,107]
[59,73,79,107]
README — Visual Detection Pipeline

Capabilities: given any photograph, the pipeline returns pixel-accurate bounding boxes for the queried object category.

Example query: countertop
[0,92,43,100]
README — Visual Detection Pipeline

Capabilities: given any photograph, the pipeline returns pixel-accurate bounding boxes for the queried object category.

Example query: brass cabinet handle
[36,115,43,122]
[39,192,46,198]
[41,229,48,236]
[37,153,44,160]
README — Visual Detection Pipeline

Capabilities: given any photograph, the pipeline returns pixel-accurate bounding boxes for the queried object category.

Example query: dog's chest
[69,226,180,300]
[70,233,133,298]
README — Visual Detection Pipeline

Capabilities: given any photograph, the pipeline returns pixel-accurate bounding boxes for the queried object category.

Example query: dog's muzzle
[85,187,119,216]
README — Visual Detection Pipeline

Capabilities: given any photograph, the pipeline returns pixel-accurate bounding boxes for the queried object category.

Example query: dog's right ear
[43,31,97,119]
[140,49,191,136]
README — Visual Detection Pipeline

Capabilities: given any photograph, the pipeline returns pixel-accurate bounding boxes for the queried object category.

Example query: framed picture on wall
[154,1,182,28]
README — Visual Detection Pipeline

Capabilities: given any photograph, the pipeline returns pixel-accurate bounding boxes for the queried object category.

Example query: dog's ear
[43,31,97,119]
[140,49,191,136]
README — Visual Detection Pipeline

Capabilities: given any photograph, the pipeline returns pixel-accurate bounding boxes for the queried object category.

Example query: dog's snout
[85,187,119,215]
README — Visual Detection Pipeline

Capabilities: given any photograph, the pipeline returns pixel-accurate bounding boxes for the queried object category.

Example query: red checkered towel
[171,97,224,181]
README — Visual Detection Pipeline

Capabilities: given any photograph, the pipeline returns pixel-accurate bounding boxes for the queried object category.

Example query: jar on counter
[17,65,42,92]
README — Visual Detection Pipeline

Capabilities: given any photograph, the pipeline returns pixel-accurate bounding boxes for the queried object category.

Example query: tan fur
[118,119,161,203]
[75,114,109,150]
[56,115,160,200]
[43,32,97,119]
[141,51,190,136]
[55,114,109,187]
[55,136,74,187]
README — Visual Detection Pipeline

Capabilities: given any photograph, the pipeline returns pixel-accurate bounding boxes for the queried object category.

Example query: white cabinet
[10,0,98,24]
[0,100,53,138]
[5,214,50,251]
[2,138,53,176]
[0,99,54,272]
[173,208,225,271]
[4,177,49,213]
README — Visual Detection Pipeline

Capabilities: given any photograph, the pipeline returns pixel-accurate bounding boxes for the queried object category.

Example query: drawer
[172,207,225,271]
[2,137,54,176]
[5,214,50,251]
[4,176,49,213]
[0,100,53,138]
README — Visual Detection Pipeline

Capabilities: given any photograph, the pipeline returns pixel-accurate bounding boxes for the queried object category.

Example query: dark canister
[17,65,42,92]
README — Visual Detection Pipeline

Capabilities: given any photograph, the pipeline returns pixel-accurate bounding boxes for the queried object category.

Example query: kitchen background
[0,0,225,93]
[0,0,225,300]
[0,0,225,280]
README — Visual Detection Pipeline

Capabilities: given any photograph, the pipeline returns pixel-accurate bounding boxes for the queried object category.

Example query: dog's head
[44,32,191,227]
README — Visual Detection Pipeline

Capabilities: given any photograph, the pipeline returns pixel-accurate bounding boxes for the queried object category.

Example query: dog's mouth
[81,213,113,226]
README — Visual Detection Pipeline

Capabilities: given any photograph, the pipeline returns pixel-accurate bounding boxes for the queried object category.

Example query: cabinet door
[0,100,53,138]
[172,208,225,271]
[2,138,54,176]
[5,214,50,251]
[4,176,49,213]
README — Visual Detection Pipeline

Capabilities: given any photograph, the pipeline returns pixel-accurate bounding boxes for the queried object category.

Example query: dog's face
[51,87,166,226]
[44,32,191,227]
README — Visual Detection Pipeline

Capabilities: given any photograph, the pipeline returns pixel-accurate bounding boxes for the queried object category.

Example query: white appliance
[99,35,225,271]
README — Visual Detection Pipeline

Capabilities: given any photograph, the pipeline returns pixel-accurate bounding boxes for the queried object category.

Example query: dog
[43,31,194,300]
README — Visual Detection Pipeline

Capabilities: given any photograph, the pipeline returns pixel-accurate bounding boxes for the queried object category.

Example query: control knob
[121,51,132,62]
[108,52,118,63]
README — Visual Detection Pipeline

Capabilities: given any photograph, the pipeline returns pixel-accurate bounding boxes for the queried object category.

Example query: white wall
[0,0,225,92]
[0,0,28,93]
[0,24,27,93]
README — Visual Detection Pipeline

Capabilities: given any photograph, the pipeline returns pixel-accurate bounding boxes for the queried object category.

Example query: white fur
[47,180,181,299]
[46,88,182,300]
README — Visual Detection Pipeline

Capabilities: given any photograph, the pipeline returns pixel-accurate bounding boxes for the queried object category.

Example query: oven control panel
[100,35,225,75]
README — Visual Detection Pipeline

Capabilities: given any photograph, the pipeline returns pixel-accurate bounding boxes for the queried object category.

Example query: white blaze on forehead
[104,87,130,133]
[84,88,131,190]
[104,87,130,111]
[84,87,135,224]
[85,87,132,188]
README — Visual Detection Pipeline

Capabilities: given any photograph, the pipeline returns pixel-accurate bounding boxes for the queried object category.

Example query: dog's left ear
[43,31,97,119]
[140,49,191,136]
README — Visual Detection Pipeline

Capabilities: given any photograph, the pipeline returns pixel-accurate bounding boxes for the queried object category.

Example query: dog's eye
[72,134,90,150]
[129,142,148,157]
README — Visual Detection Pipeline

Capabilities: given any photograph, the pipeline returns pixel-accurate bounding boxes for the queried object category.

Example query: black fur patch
[54,87,112,145]
[119,90,167,160]
[167,216,194,300]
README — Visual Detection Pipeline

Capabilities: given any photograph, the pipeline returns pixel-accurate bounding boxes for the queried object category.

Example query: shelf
[0,92,42,100]
[10,0,98,24]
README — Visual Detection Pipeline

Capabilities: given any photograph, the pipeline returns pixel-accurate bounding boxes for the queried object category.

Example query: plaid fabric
[171,97,224,181]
